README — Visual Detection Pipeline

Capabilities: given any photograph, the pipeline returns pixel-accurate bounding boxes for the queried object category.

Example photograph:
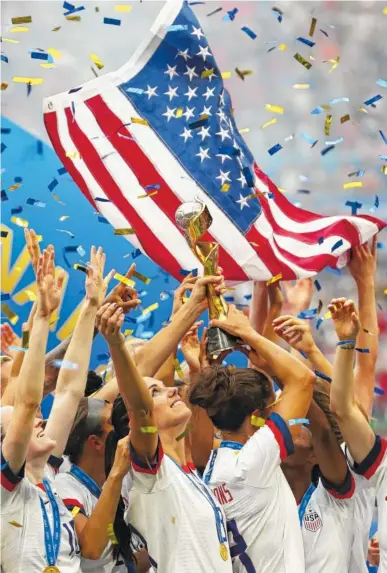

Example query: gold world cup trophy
[175,200,239,359]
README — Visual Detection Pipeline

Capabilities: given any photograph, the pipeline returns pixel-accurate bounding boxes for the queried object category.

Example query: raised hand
[36,248,65,317]
[172,272,199,316]
[328,298,361,342]
[111,436,131,479]
[95,302,125,346]
[85,246,114,308]
[210,304,253,339]
[272,315,316,354]
[103,263,141,314]
[181,321,203,373]
[283,278,313,313]
[348,236,377,284]
[1,323,21,357]
[24,228,42,274]
[189,274,227,313]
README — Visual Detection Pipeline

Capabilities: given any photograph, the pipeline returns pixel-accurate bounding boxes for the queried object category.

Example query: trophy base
[206,326,239,359]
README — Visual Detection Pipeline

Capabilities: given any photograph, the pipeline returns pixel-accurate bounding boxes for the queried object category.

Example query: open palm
[328,298,360,341]
[36,248,65,317]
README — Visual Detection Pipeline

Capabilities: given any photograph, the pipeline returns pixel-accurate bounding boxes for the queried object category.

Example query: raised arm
[43,247,113,460]
[97,303,157,461]
[261,283,284,343]
[135,275,225,377]
[329,297,376,463]
[348,238,378,417]
[211,305,316,439]
[2,248,64,474]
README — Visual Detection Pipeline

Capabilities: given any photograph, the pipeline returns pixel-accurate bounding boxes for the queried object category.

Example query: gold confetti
[11,216,28,227]
[221,184,230,192]
[325,114,332,136]
[107,524,118,545]
[324,311,332,320]
[114,272,135,287]
[384,6,387,14]
[10,26,29,32]
[8,520,23,528]
[381,166,387,175]
[239,128,250,134]
[235,68,253,80]
[176,108,184,118]
[171,517,176,524]
[266,273,282,286]
[1,82,9,90]
[52,194,66,205]
[71,507,80,518]
[294,53,312,70]
[327,57,340,72]
[265,104,284,115]
[131,117,148,126]
[251,415,265,427]
[173,359,184,380]
[114,228,135,235]
[2,38,19,44]
[59,215,69,221]
[40,63,56,69]
[278,44,287,51]
[1,303,19,325]
[140,426,158,434]
[293,84,310,89]
[66,151,81,159]
[137,191,158,199]
[132,270,151,284]
[200,68,214,78]
[24,290,36,302]
[90,53,104,70]
[13,77,43,85]
[124,329,134,336]
[8,183,22,191]
[11,16,32,24]
[47,48,62,58]
[343,181,363,189]
[221,71,231,79]
[74,264,87,273]
[318,300,323,315]
[340,114,350,124]
[52,26,61,32]
[115,5,132,11]
[142,303,159,315]
[309,17,317,37]
[261,118,277,130]
[66,15,81,21]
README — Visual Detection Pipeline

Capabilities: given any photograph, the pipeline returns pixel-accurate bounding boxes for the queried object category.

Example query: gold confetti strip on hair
[114,228,135,235]
[261,118,277,130]
[114,272,135,287]
[132,270,151,284]
[13,76,43,85]
[140,426,158,434]
[343,181,363,189]
[251,415,265,427]
[11,216,28,227]
[173,358,184,380]
[107,524,119,545]
[142,302,159,315]
[1,303,19,325]
[131,117,148,126]
[324,114,332,136]
[10,26,29,32]
[52,26,61,31]
[90,53,104,70]
[266,396,282,408]
[8,520,23,528]
[266,273,282,286]
[265,104,284,115]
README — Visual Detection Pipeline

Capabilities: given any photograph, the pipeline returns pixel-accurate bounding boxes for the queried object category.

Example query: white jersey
[299,473,356,573]
[353,435,387,573]
[1,451,81,573]
[203,412,304,573]
[126,440,232,573]
[55,468,127,573]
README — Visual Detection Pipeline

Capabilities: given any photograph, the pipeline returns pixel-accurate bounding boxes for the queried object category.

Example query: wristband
[355,347,370,354]
[336,339,356,346]
[314,370,332,383]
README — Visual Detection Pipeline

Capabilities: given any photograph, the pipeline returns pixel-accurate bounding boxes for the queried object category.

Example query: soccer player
[329,297,386,573]
[98,276,233,573]
[189,304,316,573]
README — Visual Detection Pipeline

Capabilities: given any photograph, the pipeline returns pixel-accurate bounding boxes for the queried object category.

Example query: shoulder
[55,473,89,516]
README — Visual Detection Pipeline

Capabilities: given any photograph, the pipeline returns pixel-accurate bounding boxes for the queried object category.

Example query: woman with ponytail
[55,396,149,572]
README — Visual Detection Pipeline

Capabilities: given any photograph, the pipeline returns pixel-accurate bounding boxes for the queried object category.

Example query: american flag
[44,0,385,282]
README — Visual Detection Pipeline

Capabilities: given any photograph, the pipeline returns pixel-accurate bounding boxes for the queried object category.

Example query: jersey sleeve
[1,448,26,508]
[320,468,356,501]
[129,438,169,493]
[351,435,387,484]
[55,473,88,517]
[235,412,294,485]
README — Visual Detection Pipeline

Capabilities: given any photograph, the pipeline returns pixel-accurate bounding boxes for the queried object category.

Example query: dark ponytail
[64,398,105,464]
[189,366,274,432]
[105,395,135,568]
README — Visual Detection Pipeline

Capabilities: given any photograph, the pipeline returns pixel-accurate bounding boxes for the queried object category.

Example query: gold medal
[220,543,229,561]
[43,566,60,573]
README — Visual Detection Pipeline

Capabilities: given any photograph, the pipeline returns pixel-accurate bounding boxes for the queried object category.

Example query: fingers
[272,314,294,324]
[103,268,115,290]
[120,299,142,311]
[90,245,97,268]
[56,269,65,292]
[371,234,377,257]
[197,275,223,287]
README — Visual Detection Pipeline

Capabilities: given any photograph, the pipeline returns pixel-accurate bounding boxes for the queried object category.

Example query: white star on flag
[237,172,247,188]
[164,64,179,80]
[200,105,212,116]
[216,126,231,141]
[162,106,177,121]
[197,44,211,62]
[216,109,228,123]
[197,126,211,141]
[180,127,193,143]
[185,86,198,101]
[236,193,250,210]
[184,65,198,82]
[164,85,179,101]
[144,85,158,99]
[196,147,211,162]
[216,170,231,185]
[191,25,205,39]
[216,153,232,164]
[183,106,195,120]
[203,87,215,100]
[176,48,191,61]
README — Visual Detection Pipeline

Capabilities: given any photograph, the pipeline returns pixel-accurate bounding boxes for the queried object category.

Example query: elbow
[81,543,106,561]
[330,397,353,421]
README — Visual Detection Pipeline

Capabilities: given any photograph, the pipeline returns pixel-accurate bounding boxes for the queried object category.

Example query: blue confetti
[95,197,111,202]
[63,1,75,10]
[379,130,387,145]
[301,132,318,146]
[145,184,161,191]
[224,296,234,303]
[48,178,58,192]
[268,143,282,156]
[326,267,342,276]
[311,107,325,115]
[97,352,110,362]
[30,52,49,61]
[328,97,350,105]
[1,55,8,64]
[1,128,11,134]
[242,166,254,186]
[103,17,121,26]
[63,5,85,16]
[297,37,315,47]
[1,142,7,153]
[241,26,257,39]
[355,347,370,354]
[37,141,43,155]
[58,166,67,175]
[27,198,46,208]
[298,308,318,319]
[51,360,79,370]
[321,145,335,156]
[325,137,344,146]
[11,206,23,215]
[166,24,188,31]
[289,418,309,426]
[314,279,321,292]
[1,294,11,301]
[364,94,382,106]
[244,294,252,301]
[69,87,82,94]
[370,195,379,213]
[98,216,109,224]
[316,318,324,330]
[345,200,362,215]
[272,8,283,22]
[376,79,387,88]
[224,7,238,21]
[318,237,324,245]
[374,387,385,395]
[319,29,329,37]
[299,351,308,359]
[377,242,384,249]
[1,190,8,202]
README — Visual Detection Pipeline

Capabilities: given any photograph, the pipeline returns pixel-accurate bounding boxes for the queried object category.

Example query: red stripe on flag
[246,225,296,279]
[85,95,248,282]
[63,107,183,280]
[44,111,98,211]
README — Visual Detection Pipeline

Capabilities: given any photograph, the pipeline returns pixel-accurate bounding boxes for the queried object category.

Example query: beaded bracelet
[337,339,355,350]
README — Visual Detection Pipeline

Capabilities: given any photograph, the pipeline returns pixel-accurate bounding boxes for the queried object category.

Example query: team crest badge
[303,508,323,532]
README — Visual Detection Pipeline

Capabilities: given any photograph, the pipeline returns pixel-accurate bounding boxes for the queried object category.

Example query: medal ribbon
[70,464,101,499]
[39,478,61,568]
[298,483,316,525]
[168,456,227,546]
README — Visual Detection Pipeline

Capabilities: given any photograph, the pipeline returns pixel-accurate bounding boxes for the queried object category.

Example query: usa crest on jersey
[303,508,323,532]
